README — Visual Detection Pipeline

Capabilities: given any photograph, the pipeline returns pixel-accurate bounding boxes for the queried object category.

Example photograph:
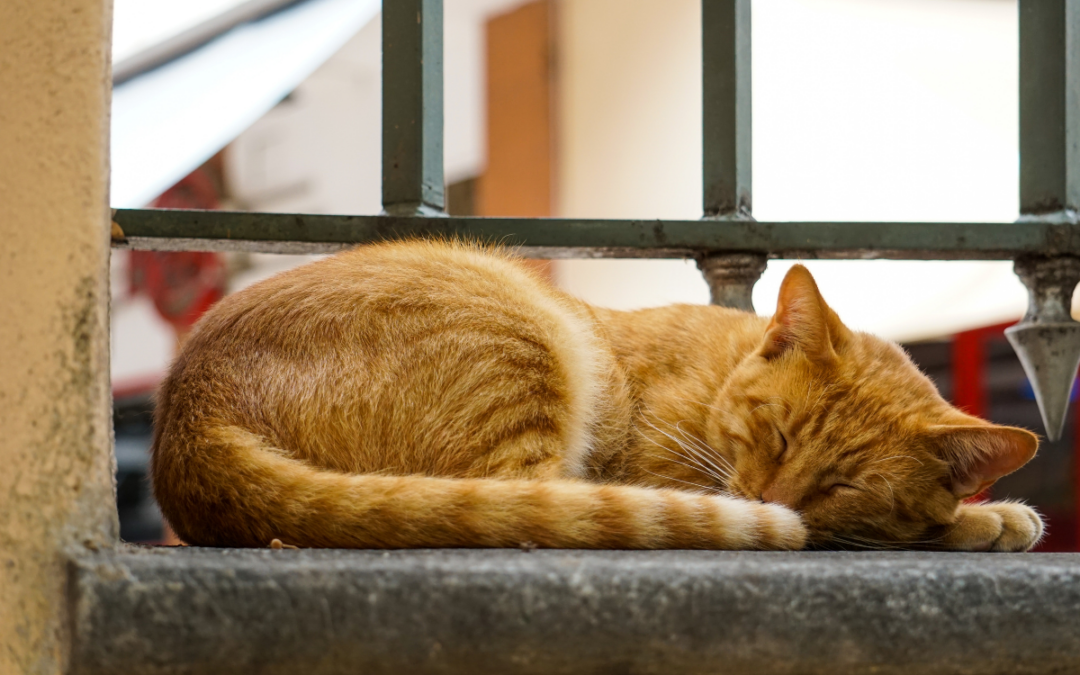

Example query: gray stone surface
[69,547,1080,674]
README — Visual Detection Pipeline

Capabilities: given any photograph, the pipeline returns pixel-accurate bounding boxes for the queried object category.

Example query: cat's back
[182,240,568,358]
[155,240,606,474]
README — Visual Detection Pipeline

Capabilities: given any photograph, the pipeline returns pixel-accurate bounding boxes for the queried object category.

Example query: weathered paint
[1006,257,1080,441]
[0,0,118,672]
[113,209,1080,259]
[697,253,766,311]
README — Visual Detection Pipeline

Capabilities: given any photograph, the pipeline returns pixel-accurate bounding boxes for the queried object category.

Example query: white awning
[111,0,380,208]
[113,0,258,65]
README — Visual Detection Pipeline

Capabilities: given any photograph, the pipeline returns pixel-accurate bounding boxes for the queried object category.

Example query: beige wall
[0,0,118,672]
[552,0,1028,341]
[554,0,712,309]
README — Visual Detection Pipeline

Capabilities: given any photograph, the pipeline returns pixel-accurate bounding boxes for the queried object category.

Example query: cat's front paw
[943,502,1044,552]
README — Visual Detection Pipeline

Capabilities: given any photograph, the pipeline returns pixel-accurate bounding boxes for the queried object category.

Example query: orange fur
[150,241,1043,551]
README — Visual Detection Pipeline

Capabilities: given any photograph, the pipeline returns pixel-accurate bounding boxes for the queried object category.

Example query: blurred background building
[110,0,1078,549]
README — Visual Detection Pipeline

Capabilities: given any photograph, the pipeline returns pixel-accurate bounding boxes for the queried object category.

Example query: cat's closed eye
[822,480,859,496]
[775,430,789,462]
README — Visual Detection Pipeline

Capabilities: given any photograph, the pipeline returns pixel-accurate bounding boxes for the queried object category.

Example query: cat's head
[709,264,1039,549]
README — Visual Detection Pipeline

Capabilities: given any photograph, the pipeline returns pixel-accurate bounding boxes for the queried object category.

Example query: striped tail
[152,425,807,550]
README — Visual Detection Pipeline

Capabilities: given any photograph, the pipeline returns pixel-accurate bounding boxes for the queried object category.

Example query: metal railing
[111,0,1080,440]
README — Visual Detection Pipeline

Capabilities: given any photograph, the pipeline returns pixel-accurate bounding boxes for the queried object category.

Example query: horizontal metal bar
[110,208,1080,259]
[71,547,1080,675]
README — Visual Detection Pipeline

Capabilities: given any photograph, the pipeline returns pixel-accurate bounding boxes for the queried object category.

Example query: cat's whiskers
[632,421,730,486]
[633,416,744,498]
[654,447,729,486]
[749,402,784,415]
[634,406,748,499]
[831,531,948,550]
[670,420,736,479]
[636,440,738,498]
[827,535,899,551]
[864,471,896,517]
[867,454,924,467]
[641,412,738,484]
[825,536,879,550]
[639,467,718,496]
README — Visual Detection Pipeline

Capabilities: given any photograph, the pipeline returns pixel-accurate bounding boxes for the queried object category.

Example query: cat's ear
[930,424,1039,498]
[760,265,849,362]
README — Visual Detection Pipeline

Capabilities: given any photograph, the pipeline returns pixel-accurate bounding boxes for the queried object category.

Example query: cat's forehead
[788,343,951,443]
[738,331,947,424]
[842,335,942,397]
[789,400,940,480]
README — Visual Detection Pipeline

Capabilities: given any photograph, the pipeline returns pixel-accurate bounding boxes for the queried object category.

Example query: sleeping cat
[150,240,1044,551]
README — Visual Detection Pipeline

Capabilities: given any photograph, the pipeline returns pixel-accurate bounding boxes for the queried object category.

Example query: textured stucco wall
[0,0,118,672]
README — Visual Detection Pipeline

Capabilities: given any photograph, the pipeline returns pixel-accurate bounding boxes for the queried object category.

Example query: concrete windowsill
[70,546,1080,675]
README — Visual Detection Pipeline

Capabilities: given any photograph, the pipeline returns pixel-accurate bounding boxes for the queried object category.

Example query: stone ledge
[69,547,1080,675]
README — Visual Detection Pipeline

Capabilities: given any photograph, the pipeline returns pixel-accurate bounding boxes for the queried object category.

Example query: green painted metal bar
[1019,0,1080,216]
[702,0,752,218]
[111,209,1080,259]
[382,0,444,215]
[1009,0,1080,442]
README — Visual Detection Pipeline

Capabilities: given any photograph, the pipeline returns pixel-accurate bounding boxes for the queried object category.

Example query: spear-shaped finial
[1004,256,1080,441]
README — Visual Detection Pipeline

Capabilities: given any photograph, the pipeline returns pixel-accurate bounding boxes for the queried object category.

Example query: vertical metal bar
[1019,0,1080,216]
[1011,1,1080,440]
[697,253,766,311]
[702,0,752,219]
[382,0,444,215]
[701,0,758,311]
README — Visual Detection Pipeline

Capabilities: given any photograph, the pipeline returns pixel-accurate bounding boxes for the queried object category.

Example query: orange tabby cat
[150,240,1043,551]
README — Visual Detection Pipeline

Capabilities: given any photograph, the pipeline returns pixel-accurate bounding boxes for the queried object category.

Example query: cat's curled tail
[153,425,807,550]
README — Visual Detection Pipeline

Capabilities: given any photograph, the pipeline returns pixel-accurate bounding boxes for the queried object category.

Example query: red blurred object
[951,323,1011,505]
[952,322,1078,550]
[128,169,227,333]
[951,328,988,419]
